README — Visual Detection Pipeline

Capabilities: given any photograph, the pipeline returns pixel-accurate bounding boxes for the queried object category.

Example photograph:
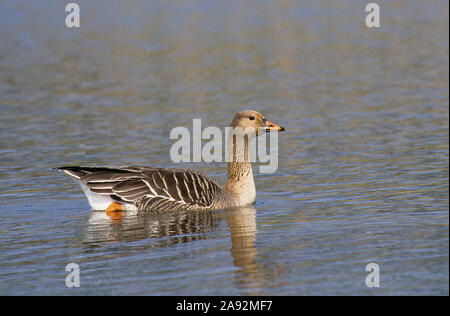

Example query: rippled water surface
[0,0,448,295]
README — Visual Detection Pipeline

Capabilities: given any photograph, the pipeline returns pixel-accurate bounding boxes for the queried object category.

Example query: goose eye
[249,116,255,120]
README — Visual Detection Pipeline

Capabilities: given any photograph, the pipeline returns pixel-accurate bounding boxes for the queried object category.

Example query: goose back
[59,166,233,211]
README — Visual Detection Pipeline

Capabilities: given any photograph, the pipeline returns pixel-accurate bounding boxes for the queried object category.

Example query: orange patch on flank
[105,202,123,220]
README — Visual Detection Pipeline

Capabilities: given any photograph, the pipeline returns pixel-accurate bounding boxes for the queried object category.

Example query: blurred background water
[0,0,448,295]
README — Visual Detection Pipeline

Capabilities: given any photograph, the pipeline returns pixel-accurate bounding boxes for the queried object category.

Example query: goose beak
[263,119,285,132]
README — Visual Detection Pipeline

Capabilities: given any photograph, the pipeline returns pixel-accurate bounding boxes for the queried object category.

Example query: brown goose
[59,110,285,212]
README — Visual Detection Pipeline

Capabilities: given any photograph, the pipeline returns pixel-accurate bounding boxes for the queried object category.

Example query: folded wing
[59,166,223,211]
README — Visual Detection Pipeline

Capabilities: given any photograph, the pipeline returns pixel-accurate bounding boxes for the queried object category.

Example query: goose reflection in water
[82,206,267,293]
[225,206,267,294]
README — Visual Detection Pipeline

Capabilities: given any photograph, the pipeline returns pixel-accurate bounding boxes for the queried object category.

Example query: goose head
[230,110,285,137]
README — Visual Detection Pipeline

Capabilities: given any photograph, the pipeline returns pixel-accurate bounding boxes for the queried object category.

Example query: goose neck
[224,134,256,206]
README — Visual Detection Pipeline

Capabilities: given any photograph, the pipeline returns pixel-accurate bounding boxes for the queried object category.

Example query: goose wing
[59,166,224,210]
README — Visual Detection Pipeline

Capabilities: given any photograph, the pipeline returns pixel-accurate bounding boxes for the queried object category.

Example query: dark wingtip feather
[57,166,87,179]
[57,166,82,171]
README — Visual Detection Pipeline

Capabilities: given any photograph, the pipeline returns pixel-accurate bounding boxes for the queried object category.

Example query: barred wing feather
[59,166,225,211]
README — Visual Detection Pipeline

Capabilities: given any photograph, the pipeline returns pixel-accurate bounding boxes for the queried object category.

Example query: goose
[59,110,285,212]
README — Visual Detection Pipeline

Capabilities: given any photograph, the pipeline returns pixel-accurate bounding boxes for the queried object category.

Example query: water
[0,0,448,295]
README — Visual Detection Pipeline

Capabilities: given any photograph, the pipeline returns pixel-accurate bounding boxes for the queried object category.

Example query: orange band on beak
[264,119,285,132]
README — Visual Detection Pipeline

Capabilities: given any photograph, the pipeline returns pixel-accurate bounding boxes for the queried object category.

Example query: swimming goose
[59,110,285,212]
